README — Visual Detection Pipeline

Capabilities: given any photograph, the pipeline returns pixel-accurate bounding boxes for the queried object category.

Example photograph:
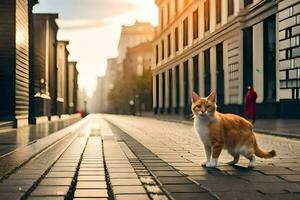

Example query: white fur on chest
[194,117,211,146]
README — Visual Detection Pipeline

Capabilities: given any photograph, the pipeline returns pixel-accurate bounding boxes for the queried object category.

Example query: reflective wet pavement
[0,117,80,157]
[0,114,299,200]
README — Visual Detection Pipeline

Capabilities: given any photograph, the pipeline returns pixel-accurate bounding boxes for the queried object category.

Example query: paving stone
[260,169,297,175]
[79,171,105,176]
[112,186,146,194]
[110,179,142,186]
[73,198,107,200]
[109,173,138,179]
[108,168,135,173]
[1,179,36,186]
[144,185,163,194]
[54,163,78,167]
[28,197,65,200]
[171,193,214,200]
[0,185,30,192]
[240,175,286,182]
[74,189,108,198]
[39,178,73,186]
[115,194,149,200]
[152,171,182,177]
[280,175,300,182]
[147,166,175,171]
[79,167,104,171]
[163,184,206,193]
[215,191,266,200]
[158,177,193,185]
[46,172,75,178]
[76,181,107,189]
[9,174,40,180]
[78,176,106,181]
[265,194,300,200]
[31,186,69,196]
[255,182,300,194]
[50,167,77,172]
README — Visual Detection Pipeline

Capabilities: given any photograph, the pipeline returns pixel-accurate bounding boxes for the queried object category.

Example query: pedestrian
[129,100,135,116]
[244,86,257,123]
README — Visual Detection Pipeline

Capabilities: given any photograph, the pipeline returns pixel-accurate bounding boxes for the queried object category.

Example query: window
[193,55,199,93]
[193,9,199,39]
[168,34,171,57]
[174,0,178,15]
[161,40,165,60]
[216,0,221,24]
[183,17,188,47]
[204,0,210,32]
[175,27,179,52]
[167,3,170,23]
[228,0,234,16]
[161,8,164,30]
[156,45,159,64]
[244,0,253,7]
[184,0,189,7]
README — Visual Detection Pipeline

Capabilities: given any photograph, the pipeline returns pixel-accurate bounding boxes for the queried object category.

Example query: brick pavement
[104,114,300,200]
[0,114,299,200]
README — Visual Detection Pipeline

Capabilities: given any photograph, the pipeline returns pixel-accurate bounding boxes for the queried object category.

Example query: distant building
[123,42,154,112]
[123,41,153,77]
[67,61,78,114]
[153,0,300,118]
[118,21,155,71]
[100,58,119,112]
[29,13,59,123]
[0,0,38,128]
[57,41,70,115]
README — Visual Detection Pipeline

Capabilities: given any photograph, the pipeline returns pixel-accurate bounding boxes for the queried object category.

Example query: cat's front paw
[201,161,208,167]
[205,159,218,168]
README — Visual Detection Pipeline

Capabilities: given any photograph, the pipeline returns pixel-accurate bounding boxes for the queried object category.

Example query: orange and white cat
[192,91,276,168]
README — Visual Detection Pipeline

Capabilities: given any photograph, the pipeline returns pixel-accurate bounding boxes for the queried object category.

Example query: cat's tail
[254,141,276,159]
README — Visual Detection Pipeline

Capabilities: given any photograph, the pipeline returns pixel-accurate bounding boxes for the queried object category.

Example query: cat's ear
[207,91,217,102]
[191,91,199,103]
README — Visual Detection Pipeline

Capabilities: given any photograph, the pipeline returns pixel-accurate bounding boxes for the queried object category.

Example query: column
[179,62,184,112]
[210,46,217,93]
[253,22,264,103]
[152,75,157,111]
[188,58,194,102]
[199,51,205,97]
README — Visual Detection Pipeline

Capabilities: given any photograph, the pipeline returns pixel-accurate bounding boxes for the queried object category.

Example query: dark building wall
[0,1,15,119]
[0,0,30,125]
[48,18,58,116]
[74,69,78,113]
[15,0,30,120]
[30,14,58,121]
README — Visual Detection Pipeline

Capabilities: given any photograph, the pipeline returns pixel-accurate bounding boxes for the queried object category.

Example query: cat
[192,91,276,168]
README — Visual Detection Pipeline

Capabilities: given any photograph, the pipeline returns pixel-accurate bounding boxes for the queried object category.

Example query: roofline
[33,13,59,19]
[57,40,69,45]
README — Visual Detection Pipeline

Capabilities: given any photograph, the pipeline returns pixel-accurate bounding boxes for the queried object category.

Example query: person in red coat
[244,86,258,123]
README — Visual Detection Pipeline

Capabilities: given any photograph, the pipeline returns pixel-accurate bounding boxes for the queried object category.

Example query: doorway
[216,43,224,105]
[263,15,276,102]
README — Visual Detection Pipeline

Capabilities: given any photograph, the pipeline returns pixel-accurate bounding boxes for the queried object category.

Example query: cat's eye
[206,105,211,108]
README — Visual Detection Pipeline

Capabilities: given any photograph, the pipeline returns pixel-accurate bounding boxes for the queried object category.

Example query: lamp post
[84,100,87,116]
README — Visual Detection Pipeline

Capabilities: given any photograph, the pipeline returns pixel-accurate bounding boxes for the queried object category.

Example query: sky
[34,0,158,97]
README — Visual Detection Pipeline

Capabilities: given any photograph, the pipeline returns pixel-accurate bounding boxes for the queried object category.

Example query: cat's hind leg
[248,155,256,168]
[241,148,255,168]
[227,154,240,166]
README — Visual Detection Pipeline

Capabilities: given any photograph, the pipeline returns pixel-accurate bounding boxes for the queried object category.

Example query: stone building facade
[0,0,38,127]
[29,14,59,123]
[152,0,300,118]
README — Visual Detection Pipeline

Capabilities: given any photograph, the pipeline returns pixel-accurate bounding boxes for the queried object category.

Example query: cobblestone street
[0,114,299,200]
